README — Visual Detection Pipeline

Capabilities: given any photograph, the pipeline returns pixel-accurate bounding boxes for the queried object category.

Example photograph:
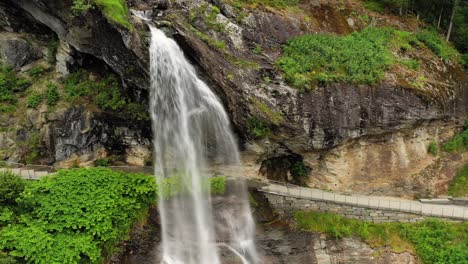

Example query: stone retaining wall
[264,193,456,223]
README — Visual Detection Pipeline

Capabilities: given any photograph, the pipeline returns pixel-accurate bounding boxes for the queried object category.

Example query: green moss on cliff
[448,163,468,197]
[72,0,132,30]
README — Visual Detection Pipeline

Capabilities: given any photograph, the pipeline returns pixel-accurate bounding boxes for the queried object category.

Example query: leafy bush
[416,29,460,62]
[277,27,403,89]
[63,70,126,111]
[295,211,468,263]
[0,66,30,112]
[401,59,420,70]
[290,161,308,177]
[125,103,150,121]
[448,163,468,197]
[400,219,468,264]
[27,65,47,79]
[0,171,25,206]
[427,141,439,156]
[442,130,468,153]
[247,117,271,139]
[94,76,126,111]
[47,39,59,64]
[210,176,226,195]
[95,157,111,167]
[26,91,42,109]
[44,83,60,106]
[363,0,386,13]
[0,168,156,264]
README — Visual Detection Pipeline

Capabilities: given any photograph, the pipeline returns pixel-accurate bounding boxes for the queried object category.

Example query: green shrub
[94,76,126,111]
[63,70,126,111]
[44,82,60,106]
[416,29,460,62]
[0,66,30,112]
[427,141,439,156]
[0,171,25,206]
[277,27,403,89]
[0,168,156,264]
[247,117,271,139]
[442,130,468,153]
[26,91,42,109]
[252,43,263,54]
[291,161,308,177]
[95,157,111,167]
[27,65,47,79]
[125,103,150,121]
[47,39,59,64]
[295,211,468,263]
[448,163,468,197]
[210,176,226,195]
[401,59,420,70]
[363,0,386,13]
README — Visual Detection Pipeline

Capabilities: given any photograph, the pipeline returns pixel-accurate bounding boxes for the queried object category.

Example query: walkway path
[258,182,468,221]
[1,162,466,220]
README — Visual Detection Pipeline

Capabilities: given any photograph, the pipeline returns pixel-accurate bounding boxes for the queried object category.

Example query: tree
[446,0,460,41]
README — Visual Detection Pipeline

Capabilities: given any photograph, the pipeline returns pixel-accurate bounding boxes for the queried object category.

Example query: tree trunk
[437,6,444,29]
[446,0,459,42]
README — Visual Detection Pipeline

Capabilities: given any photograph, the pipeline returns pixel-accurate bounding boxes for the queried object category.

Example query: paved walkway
[1,162,466,221]
[0,167,51,180]
[258,183,468,221]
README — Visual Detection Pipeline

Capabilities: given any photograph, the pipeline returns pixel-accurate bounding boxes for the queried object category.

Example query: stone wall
[264,193,457,223]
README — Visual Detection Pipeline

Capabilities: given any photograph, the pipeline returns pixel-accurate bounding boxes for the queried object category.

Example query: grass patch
[401,59,420,70]
[363,0,386,13]
[295,211,468,263]
[26,91,42,109]
[277,27,413,89]
[253,99,283,125]
[427,141,439,156]
[448,163,468,197]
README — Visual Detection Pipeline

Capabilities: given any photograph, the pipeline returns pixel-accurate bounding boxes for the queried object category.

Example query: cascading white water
[148,25,258,264]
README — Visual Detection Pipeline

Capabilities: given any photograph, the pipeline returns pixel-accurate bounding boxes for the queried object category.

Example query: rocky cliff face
[1,0,467,197]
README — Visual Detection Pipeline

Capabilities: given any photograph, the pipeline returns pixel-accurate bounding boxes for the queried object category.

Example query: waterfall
[148,25,258,264]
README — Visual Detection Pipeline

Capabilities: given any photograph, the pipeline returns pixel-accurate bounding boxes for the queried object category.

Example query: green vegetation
[158,173,227,199]
[0,168,156,264]
[26,91,42,109]
[363,0,386,13]
[290,161,308,177]
[448,163,468,197]
[295,211,468,263]
[72,0,132,29]
[27,65,47,79]
[187,23,227,51]
[63,70,125,111]
[0,66,30,112]
[190,4,225,32]
[253,99,283,125]
[95,157,112,167]
[252,43,263,54]
[247,117,272,139]
[125,103,150,121]
[427,141,439,156]
[44,83,60,106]
[230,0,301,9]
[0,171,25,207]
[416,29,459,62]
[401,59,420,70]
[442,129,468,153]
[47,39,59,64]
[277,27,414,89]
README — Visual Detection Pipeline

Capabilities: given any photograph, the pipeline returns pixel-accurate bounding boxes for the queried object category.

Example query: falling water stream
[146,20,257,264]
